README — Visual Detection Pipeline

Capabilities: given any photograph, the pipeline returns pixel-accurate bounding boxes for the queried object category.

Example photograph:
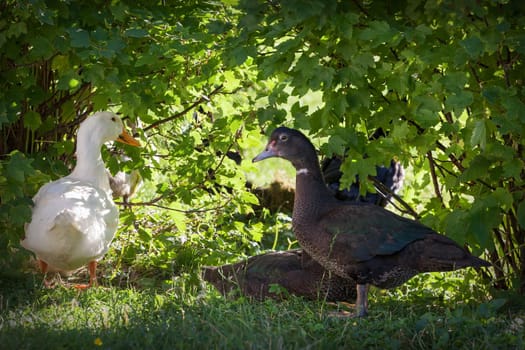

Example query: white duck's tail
[50,210,83,237]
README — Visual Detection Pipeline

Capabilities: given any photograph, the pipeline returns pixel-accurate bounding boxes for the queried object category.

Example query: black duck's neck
[292,156,336,221]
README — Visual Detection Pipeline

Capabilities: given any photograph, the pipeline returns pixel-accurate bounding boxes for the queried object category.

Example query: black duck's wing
[319,203,434,263]
[245,250,303,280]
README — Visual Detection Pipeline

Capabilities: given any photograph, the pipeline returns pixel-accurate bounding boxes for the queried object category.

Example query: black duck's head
[252,127,316,168]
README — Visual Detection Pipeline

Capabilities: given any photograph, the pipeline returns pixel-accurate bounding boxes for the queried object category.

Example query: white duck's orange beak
[116,128,141,147]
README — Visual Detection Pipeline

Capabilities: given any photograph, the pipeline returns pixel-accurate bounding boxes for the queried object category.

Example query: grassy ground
[1,271,524,350]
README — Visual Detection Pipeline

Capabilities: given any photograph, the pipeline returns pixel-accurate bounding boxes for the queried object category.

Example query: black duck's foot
[327,310,353,318]
[327,299,368,318]
[327,310,368,318]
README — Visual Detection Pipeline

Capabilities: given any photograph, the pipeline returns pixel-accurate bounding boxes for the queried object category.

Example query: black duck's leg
[355,284,369,317]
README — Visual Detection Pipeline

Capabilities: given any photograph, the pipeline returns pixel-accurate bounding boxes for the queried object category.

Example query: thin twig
[144,84,224,132]
[426,151,443,205]
[368,176,420,219]
[115,198,229,214]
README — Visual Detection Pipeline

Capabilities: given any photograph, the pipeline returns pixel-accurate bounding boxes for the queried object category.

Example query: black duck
[202,249,356,302]
[253,127,490,317]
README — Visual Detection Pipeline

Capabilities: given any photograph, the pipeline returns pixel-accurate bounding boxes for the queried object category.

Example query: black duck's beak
[252,142,277,163]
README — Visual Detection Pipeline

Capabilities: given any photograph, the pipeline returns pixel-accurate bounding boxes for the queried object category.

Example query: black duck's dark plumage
[202,249,356,302]
[253,127,490,317]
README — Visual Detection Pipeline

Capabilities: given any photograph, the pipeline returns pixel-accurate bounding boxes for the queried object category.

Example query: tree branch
[368,175,420,219]
[116,197,229,214]
[143,84,224,132]
[426,151,444,205]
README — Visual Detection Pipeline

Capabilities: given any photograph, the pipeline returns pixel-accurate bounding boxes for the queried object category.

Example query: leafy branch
[143,84,224,132]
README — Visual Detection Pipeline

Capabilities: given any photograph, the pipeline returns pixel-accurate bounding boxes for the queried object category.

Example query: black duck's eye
[279,134,288,142]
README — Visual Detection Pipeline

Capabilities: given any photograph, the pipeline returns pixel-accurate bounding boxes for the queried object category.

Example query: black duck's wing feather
[245,250,303,279]
[319,203,434,262]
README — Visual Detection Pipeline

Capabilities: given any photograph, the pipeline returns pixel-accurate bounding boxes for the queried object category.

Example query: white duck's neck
[69,128,111,195]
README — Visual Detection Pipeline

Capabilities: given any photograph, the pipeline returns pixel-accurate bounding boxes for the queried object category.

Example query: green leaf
[445,91,473,112]
[57,70,82,90]
[36,7,55,25]
[107,37,126,52]
[6,151,34,183]
[240,191,259,205]
[52,55,70,72]
[83,64,105,84]
[52,140,75,156]
[502,158,523,178]
[460,155,491,182]
[358,20,394,46]
[391,122,411,140]
[23,111,42,131]
[29,36,54,59]
[138,227,153,242]
[92,94,109,110]
[461,36,484,58]
[7,22,27,38]
[111,3,129,21]
[444,209,468,243]
[518,201,525,230]
[414,95,441,112]
[323,134,347,156]
[125,28,149,38]
[468,207,499,249]
[69,28,91,48]
[482,86,504,104]
[485,187,513,209]
[9,204,33,225]
[135,54,157,67]
[440,72,468,93]
[470,120,487,150]
[169,208,187,233]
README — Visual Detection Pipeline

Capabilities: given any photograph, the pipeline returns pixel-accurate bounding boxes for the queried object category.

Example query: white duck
[108,169,143,203]
[21,111,140,288]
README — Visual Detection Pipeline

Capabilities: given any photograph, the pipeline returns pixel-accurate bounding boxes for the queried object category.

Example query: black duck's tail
[413,235,491,272]
[466,255,491,268]
[202,266,219,282]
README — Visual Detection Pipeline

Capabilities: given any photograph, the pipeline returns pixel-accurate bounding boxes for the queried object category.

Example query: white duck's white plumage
[108,169,143,201]
[21,111,140,287]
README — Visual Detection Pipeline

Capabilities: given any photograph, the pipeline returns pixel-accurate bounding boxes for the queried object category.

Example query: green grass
[1,272,524,350]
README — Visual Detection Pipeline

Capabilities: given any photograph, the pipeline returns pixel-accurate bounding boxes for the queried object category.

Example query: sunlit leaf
[470,120,487,150]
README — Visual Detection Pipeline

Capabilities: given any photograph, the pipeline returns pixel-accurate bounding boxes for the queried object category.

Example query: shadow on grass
[2,268,524,349]
[2,281,523,350]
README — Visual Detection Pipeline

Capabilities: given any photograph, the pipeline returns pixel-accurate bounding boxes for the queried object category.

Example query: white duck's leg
[73,261,97,289]
[38,259,53,288]
[88,260,98,287]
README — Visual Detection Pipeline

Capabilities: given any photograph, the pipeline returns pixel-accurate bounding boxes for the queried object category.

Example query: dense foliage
[0,0,264,280]
[1,0,524,294]
[224,0,525,291]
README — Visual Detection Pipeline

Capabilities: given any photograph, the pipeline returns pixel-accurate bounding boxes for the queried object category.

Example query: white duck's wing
[22,177,119,271]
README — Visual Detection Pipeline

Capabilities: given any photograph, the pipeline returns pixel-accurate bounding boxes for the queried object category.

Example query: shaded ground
[1,272,524,350]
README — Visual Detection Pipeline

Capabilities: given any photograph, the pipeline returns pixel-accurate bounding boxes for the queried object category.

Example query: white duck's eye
[279,134,288,142]
[111,117,116,122]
